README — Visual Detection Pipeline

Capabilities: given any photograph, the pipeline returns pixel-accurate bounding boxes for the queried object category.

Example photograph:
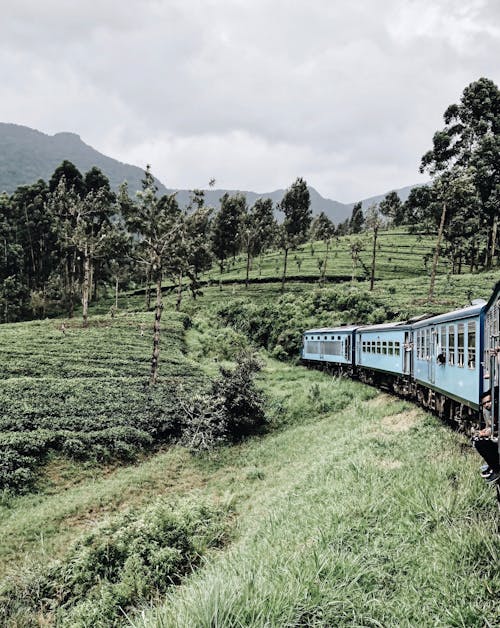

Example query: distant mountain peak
[0,122,424,223]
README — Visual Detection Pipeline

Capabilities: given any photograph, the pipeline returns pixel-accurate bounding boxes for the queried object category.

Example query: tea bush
[0,313,206,492]
[0,497,229,626]
[180,352,268,450]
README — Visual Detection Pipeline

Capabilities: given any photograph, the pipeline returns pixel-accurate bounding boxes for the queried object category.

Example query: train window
[440,326,446,360]
[345,336,351,360]
[376,341,381,354]
[467,321,476,369]
[382,342,387,355]
[395,342,400,356]
[426,329,431,360]
[388,341,394,355]
[337,336,341,340]
[457,323,465,367]
[448,325,455,365]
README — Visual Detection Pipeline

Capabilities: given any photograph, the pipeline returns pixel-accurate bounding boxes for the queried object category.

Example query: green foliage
[179,352,268,449]
[1,497,228,626]
[0,313,204,492]
[215,286,392,359]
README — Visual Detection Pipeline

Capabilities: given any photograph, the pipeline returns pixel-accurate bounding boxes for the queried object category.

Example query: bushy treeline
[0,163,315,323]
[2,76,498,325]
[1,497,229,626]
[214,285,396,360]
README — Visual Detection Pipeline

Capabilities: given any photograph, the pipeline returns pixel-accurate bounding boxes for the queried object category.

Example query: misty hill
[0,123,168,197]
[0,122,421,224]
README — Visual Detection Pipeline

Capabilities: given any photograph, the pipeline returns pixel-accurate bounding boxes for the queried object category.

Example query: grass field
[200,228,447,284]
[1,244,500,625]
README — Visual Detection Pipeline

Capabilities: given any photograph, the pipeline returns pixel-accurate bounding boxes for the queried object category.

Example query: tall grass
[133,371,500,627]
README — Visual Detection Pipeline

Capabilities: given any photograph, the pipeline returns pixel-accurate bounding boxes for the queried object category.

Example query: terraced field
[0,311,203,491]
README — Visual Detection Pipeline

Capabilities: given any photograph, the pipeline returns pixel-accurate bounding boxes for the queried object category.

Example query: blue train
[301,281,500,436]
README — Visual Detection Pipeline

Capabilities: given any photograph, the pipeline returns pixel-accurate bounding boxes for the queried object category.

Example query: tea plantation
[0,312,204,492]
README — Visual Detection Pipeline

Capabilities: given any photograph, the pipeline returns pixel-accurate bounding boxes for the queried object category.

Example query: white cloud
[0,0,499,201]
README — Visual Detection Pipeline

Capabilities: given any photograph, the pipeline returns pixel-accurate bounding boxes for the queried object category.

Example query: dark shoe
[485,471,500,484]
[481,466,492,478]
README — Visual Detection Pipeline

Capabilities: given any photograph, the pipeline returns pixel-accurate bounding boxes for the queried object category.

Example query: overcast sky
[1,0,499,202]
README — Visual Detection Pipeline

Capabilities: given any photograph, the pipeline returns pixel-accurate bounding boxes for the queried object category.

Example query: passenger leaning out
[473,389,499,484]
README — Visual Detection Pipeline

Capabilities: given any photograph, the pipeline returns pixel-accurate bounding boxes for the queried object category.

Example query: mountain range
[0,123,420,224]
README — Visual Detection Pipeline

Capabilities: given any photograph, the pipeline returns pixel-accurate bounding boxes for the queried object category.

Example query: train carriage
[301,326,357,371]
[411,302,485,427]
[355,322,413,393]
[484,281,500,435]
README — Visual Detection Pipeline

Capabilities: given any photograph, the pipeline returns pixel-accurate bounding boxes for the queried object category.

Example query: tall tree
[121,166,183,385]
[49,160,85,196]
[379,191,404,226]
[310,211,336,285]
[349,201,364,234]
[241,198,276,288]
[420,77,500,268]
[211,193,246,281]
[278,178,312,292]
[364,204,382,290]
[47,177,115,326]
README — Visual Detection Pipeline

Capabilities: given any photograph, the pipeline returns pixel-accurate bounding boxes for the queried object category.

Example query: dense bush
[215,286,395,359]
[179,352,268,450]
[0,497,229,627]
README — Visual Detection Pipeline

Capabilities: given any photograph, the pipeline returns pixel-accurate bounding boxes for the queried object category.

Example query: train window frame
[440,326,446,362]
[448,325,455,366]
[395,342,400,356]
[388,341,394,355]
[457,323,465,368]
[467,321,476,369]
[382,341,388,355]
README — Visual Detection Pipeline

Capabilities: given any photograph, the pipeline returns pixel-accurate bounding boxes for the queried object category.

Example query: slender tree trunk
[245,248,251,288]
[24,204,36,287]
[321,239,330,285]
[491,214,498,267]
[69,250,76,318]
[82,243,90,328]
[281,247,289,293]
[145,268,151,310]
[115,275,119,310]
[428,202,446,301]
[150,270,163,385]
[89,260,94,302]
[176,270,183,311]
[370,227,378,291]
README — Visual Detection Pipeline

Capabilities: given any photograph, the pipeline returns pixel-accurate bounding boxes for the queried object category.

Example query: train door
[487,299,500,439]
[319,335,324,360]
[403,331,412,375]
[429,326,437,384]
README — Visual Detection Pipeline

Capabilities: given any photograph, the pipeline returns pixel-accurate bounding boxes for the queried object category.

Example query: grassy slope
[200,229,446,284]
[1,255,500,625]
[135,372,500,627]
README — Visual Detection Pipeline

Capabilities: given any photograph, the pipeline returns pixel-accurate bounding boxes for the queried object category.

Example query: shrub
[179,352,268,450]
[0,498,229,626]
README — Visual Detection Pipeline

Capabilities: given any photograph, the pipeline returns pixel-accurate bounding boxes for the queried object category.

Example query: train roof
[411,301,485,328]
[356,321,413,332]
[303,325,359,334]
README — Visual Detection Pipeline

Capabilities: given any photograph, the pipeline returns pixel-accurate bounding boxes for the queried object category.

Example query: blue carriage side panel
[411,303,485,409]
[302,326,358,366]
[355,323,412,376]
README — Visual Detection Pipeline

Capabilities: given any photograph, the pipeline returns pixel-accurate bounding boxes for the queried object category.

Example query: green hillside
[202,228,447,285]
[1,269,500,625]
